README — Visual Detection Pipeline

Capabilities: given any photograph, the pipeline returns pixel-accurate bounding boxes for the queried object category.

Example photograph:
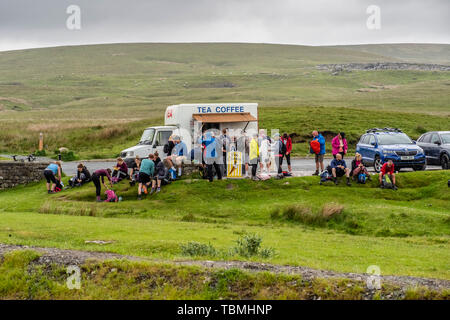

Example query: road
[1,154,441,177]
[61,158,441,177]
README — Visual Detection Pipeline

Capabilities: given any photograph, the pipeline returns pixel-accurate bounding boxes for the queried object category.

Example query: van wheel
[413,164,426,171]
[441,154,449,170]
[373,156,382,173]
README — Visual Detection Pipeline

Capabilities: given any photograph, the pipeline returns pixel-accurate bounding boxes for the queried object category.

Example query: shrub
[180,242,216,257]
[181,213,196,222]
[322,203,344,218]
[34,150,46,156]
[231,234,275,258]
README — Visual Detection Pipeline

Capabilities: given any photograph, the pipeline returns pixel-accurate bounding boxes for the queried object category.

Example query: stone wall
[0,162,49,189]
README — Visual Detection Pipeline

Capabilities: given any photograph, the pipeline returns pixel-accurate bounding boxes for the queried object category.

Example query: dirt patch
[0,97,31,106]
[0,243,448,291]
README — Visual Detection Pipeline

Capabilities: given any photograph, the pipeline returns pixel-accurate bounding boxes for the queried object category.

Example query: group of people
[190,128,293,182]
[42,130,399,199]
[310,131,397,188]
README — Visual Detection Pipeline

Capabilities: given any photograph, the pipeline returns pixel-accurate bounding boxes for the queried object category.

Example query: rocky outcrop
[317,62,450,74]
[0,161,49,189]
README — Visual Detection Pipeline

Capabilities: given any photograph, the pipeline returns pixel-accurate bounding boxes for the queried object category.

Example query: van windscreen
[139,129,155,145]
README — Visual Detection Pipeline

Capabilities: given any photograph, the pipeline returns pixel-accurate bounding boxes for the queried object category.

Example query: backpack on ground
[382,175,393,189]
[54,180,64,192]
[282,171,292,177]
[310,140,320,155]
[357,173,367,184]
[319,170,333,184]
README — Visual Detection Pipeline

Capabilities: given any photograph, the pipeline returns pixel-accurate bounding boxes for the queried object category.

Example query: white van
[120,103,258,165]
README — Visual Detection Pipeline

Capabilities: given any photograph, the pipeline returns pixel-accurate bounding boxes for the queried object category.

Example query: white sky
[0,0,448,52]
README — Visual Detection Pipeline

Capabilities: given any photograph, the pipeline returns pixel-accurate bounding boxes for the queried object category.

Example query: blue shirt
[46,163,59,175]
[173,141,187,156]
[140,159,154,176]
[313,134,326,155]
[331,159,347,169]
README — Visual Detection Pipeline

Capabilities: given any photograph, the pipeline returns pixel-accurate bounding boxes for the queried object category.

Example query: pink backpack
[104,189,118,202]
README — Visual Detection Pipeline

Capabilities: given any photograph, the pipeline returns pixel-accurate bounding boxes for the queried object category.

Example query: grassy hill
[0,43,448,158]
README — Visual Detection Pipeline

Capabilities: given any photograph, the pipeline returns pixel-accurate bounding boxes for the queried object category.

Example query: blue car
[356,128,426,173]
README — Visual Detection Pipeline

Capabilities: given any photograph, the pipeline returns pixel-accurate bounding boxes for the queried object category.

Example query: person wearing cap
[332,132,348,159]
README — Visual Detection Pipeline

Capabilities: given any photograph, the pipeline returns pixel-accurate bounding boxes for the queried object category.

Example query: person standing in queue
[43,161,62,194]
[280,133,292,174]
[91,168,113,202]
[249,133,260,180]
[311,130,326,175]
[203,131,223,182]
[332,132,348,159]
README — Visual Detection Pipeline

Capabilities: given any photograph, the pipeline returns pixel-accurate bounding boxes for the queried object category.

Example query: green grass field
[0,43,448,159]
[1,171,449,280]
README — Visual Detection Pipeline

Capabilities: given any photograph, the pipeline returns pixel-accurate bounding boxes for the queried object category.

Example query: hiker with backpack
[351,153,371,183]
[332,132,348,159]
[137,154,155,200]
[68,163,91,187]
[311,130,326,175]
[280,133,292,174]
[91,168,113,202]
[43,161,62,194]
[330,153,351,186]
[379,160,398,190]
[112,157,128,182]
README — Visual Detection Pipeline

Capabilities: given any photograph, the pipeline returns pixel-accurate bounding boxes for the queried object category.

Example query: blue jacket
[313,134,326,155]
[330,159,347,169]
[203,134,218,159]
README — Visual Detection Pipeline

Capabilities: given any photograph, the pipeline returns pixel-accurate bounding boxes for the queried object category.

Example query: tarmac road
[60,158,441,177]
[1,154,441,177]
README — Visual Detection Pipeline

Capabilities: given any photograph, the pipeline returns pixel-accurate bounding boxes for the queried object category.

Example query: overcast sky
[0,0,448,51]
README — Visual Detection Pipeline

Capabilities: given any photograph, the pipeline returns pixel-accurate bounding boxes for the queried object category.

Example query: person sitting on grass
[151,155,167,194]
[330,153,351,186]
[129,156,141,186]
[91,168,113,202]
[68,163,91,187]
[379,159,398,190]
[137,154,155,200]
[350,153,371,181]
[172,136,188,177]
[112,157,128,182]
[43,161,62,194]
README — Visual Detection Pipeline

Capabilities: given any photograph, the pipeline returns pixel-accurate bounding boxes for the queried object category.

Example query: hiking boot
[312,170,319,176]
[149,188,155,195]
[155,188,161,194]
[392,185,398,190]
[137,196,142,201]
[346,178,351,186]
[334,178,339,185]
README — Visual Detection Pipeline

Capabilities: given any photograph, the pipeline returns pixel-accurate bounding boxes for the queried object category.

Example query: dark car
[417,131,450,169]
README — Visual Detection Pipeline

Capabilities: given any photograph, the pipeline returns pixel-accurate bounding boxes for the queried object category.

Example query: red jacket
[281,136,292,154]
[380,163,395,175]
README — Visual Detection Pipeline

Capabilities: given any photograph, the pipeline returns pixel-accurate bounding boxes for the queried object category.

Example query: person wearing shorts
[330,153,351,186]
[312,130,326,175]
[43,161,62,194]
[138,154,155,200]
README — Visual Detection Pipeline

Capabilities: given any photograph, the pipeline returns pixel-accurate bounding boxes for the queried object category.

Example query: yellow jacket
[249,138,259,160]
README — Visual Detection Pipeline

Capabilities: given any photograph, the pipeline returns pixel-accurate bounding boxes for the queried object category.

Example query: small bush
[180,242,216,257]
[181,213,195,222]
[231,234,275,258]
[322,203,344,218]
[34,150,46,156]
[416,125,428,134]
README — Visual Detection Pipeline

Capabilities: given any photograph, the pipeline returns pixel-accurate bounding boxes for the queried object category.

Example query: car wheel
[441,154,449,170]
[413,164,426,171]
[373,155,382,173]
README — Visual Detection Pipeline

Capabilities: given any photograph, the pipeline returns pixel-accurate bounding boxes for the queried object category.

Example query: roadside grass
[0,171,449,279]
[1,250,447,300]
